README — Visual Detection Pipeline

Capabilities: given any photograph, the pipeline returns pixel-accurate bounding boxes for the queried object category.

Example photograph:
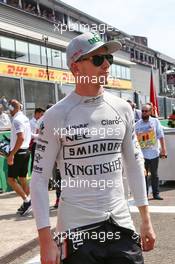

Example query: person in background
[42,9,48,19]
[7,99,32,216]
[30,108,45,171]
[25,3,33,12]
[146,102,157,117]
[30,107,45,135]
[127,99,141,122]
[135,104,167,199]
[167,107,175,128]
[0,103,11,130]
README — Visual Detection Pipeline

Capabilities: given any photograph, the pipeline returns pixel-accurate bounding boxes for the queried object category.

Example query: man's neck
[12,110,20,117]
[75,83,104,97]
[142,117,149,122]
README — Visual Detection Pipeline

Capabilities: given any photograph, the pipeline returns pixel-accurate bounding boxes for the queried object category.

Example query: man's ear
[71,62,80,75]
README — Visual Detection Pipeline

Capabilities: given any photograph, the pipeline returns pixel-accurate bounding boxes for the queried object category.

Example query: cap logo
[88,34,101,45]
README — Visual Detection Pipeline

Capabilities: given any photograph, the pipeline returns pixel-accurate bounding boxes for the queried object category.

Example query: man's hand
[140,221,156,251]
[7,153,14,165]
[159,137,167,159]
[160,148,167,159]
[40,239,60,264]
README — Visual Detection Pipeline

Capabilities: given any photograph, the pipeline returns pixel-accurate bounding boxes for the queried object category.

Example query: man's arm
[156,119,167,157]
[138,206,156,251]
[122,105,156,251]
[38,227,60,264]
[30,111,61,264]
[159,137,167,158]
[7,132,24,165]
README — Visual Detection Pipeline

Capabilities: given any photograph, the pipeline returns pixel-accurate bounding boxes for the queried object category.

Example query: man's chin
[142,117,149,121]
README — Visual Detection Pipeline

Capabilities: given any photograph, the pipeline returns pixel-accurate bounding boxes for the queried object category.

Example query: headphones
[8,104,15,111]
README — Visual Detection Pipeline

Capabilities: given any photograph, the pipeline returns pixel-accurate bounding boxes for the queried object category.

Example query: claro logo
[101,116,122,125]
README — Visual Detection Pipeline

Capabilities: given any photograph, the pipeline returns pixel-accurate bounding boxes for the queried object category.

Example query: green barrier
[0,131,11,192]
[0,131,32,193]
[0,154,10,192]
[160,119,169,127]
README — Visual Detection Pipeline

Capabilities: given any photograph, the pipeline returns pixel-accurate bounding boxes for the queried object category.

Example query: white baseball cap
[66,32,122,68]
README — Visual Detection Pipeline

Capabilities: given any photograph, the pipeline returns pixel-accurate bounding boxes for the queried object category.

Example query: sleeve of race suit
[122,105,148,207]
[30,110,61,229]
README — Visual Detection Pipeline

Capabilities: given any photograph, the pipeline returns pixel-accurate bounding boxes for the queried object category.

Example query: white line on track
[130,205,175,213]
[128,199,175,213]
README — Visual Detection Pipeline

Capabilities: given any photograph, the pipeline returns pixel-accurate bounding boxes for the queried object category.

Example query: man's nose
[102,57,110,68]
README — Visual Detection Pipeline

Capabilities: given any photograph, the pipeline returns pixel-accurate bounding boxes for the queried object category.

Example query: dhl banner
[0,61,132,90]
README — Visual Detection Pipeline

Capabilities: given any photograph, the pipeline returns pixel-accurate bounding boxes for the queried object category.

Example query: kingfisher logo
[101,116,122,125]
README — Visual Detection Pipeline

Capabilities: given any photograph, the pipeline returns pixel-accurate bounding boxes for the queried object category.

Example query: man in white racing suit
[31,32,155,264]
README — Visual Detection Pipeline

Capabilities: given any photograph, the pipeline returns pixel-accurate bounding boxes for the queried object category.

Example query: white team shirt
[30,117,38,134]
[31,91,148,233]
[10,111,31,150]
[0,112,11,130]
[30,116,41,141]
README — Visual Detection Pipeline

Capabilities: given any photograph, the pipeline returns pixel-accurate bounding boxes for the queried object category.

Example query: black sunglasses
[77,54,113,67]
